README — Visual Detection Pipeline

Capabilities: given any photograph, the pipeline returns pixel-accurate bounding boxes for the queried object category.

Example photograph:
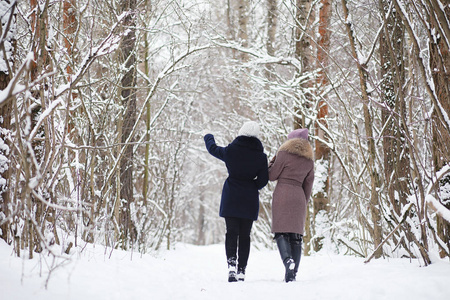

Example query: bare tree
[378,0,418,260]
[312,0,332,252]
[0,0,16,243]
[293,0,315,255]
[238,0,250,61]
[267,0,278,56]
[118,0,138,249]
[341,0,383,258]
[428,0,450,259]
[294,0,315,128]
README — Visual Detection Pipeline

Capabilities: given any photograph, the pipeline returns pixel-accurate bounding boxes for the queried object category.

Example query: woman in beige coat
[269,128,314,282]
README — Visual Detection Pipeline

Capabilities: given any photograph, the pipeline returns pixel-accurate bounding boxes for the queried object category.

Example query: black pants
[225,217,254,269]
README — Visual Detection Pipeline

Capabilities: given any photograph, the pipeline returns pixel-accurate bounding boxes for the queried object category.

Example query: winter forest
[0,0,450,280]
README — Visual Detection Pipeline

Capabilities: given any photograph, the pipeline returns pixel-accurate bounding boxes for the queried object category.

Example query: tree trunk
[265,0,278,80]
[237,0,249,61]
[378,0,405,219]
[0,72,11,242]
[378,0,417,257]
[197,190,206,245]
[294,0,314,254]
[341,0,383,258]
[315,0,331,163]
[0,1,16,243]
[294,0,315,128]
[143,0,152,206]
[17,0,51,258]
[119,0,137,249]
[63,0,77,75]
[312,0,332,252]
[428,0,450,259]
[266,0,277,56]
[30,0,50,82]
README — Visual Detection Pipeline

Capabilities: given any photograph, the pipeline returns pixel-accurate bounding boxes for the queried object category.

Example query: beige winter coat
[269,138,315,235]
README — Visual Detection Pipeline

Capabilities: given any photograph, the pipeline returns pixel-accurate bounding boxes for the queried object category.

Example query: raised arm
[204,134,226,161]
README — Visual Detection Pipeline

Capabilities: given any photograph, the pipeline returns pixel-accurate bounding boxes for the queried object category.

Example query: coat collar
[232,136,264,151]
[278,138,313,160]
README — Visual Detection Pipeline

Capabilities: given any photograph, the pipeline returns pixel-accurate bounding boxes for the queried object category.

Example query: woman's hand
[200,130,212,138]
[269,155,276,168]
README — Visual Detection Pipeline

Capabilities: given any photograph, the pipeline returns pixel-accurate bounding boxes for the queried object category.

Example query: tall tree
[341,0,383,258]
[119,0,137,248]
[143,0,152,205]
[238,0,249,61]
[265,0,278,81]
[20,0,51,258]
[428,0,450,259]
[0,0,16,243]
[63,0,77,75]
[267,0,278,57]
[294,0,315,255]
[30,0,50,82]
[294,0,314,129]
[312,0,332,252]
[378,0,418,258]
[62,0,80,245]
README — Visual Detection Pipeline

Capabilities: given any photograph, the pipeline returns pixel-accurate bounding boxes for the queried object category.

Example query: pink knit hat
[287,128,308,140]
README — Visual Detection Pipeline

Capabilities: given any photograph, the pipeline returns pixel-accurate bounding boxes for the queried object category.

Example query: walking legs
[225,217,253,282]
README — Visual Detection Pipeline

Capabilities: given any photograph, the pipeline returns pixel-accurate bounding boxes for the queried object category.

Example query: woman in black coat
[204,121,269,282]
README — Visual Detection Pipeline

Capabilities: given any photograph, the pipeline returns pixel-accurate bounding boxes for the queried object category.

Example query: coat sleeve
[204,134,226,161]
[254,155,269,190]
[268,155,276,168]
[303,166,315,202]
[268,152,284,181]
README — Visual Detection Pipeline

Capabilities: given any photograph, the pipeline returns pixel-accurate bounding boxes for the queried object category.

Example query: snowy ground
[1,239,449,300]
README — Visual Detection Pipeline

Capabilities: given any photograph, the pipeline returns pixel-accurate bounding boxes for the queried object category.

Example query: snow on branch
[29,98,63,141]
[429,0,450,51]
[425,164,450,223]
[0,52,33,108]
[211,39,302,71]
[0,0,16,75]
[426,194,450,223]
[100,44,210,195]
[54,12,129,97]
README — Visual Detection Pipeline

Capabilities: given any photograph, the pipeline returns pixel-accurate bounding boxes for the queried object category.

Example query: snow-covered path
[2,240,449,300]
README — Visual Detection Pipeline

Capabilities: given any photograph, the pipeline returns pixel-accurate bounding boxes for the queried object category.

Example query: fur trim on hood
[278,138,313,160]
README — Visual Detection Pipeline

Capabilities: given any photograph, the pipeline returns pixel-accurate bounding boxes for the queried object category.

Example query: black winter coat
[204,134,269,220]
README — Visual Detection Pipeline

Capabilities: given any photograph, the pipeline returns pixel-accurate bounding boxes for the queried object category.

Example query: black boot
[227,257,238,282]
[290,234,302,280]
[276,234,295,282]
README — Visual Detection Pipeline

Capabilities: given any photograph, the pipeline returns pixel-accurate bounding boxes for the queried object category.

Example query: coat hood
[278,138,313,160]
